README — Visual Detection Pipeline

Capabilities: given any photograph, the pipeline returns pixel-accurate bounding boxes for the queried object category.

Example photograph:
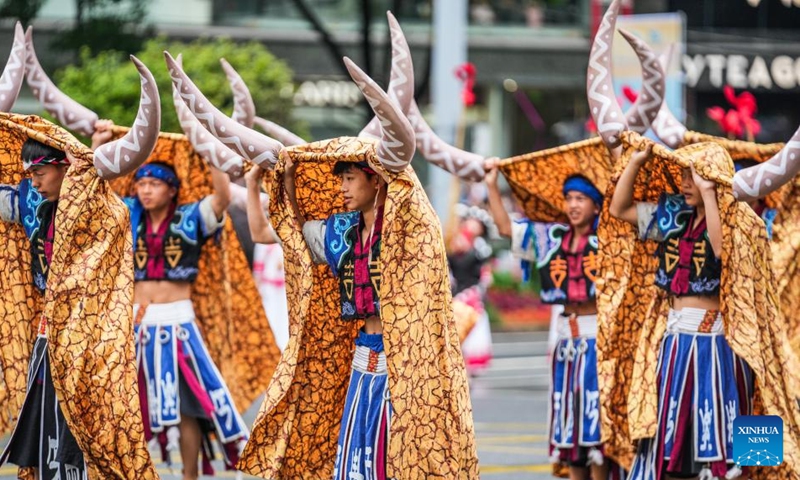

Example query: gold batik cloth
[0,113,157,478]
[678,130,800,360]
[596,130,800,478]
[106,126,280,411]
[239,137,480,479]
[498,137,614,222]
[453,299,478,343]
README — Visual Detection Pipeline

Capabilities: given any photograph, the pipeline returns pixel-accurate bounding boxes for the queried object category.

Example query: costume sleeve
[302,220,327,264]
[0,184,21,224]
[636,202,663,241]
[511,219,537,262]
[198,196,226,238]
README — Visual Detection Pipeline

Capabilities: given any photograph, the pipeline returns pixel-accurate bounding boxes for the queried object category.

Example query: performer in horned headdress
[650,71,800,361]
[0,33,159,478]
[405,2,665,476]
[23,31,282,477]
[167,12,479,479]
[590,27,800,478]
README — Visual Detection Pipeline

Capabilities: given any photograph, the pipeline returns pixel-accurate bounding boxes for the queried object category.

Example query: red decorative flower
[455,62,477,107]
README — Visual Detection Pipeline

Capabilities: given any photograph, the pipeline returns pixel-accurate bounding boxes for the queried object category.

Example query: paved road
[0,331,555,479]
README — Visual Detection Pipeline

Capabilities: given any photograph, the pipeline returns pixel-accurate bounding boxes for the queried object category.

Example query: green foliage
[55,37,302,135]
[0,0,45,25]
[491,268,540,293]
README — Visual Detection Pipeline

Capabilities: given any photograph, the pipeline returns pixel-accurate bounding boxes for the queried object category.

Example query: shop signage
[684,53,800,91]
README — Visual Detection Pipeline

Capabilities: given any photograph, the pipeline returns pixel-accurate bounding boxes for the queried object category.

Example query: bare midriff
[134,280,193,305]
[363,316,382,335]
[671,294,721,312]
[563,301,598,317]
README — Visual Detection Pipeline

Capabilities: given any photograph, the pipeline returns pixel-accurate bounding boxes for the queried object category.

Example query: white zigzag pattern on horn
[93,74,153,173]
[0,27,25,109]
[387,22,411,109]
[352,77,407,170]
[174,85,244,174]
[623,35,664,133]
[733,138,800,200]
[650,49,687,149]
[359,20,412,140]
[587,3,625,145]
[652,106,686,149]
[253,117,305,146]
[408,105,484,181]
[25,42,97,137]
[170,70,278,166]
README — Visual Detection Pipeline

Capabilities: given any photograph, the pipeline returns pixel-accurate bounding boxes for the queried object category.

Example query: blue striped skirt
[333,331,392,480]
[628,308,754,480]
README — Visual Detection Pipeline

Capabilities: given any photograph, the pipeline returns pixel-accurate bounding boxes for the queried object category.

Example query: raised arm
[693,165,722,258]
[244,165,278,244]
[208,166,231,220]
[282,157,305,227]
[484,158,512,239]
[609,144,653,225]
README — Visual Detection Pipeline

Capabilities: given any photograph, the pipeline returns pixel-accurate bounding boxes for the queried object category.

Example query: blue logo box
[732,415,783,467]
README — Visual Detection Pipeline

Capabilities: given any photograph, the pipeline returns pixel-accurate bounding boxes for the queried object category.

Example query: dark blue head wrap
[734,159,759,173]
[134,163,180,189]
[563,175,603,207]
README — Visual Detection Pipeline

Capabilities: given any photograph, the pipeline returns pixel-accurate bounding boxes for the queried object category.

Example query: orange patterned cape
[596,130,800,478]
[677,131,800,360]
[106,126,280,411]
[498,137,614,222]
[239,137,479,479]
[0,113,157,478]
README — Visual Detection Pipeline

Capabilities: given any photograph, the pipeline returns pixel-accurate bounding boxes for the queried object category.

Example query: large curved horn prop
[408,101,486,181]
[253,117,306,146]
[25,27,98,137]
[220,58,255,128]
[173,78,245,177]
[92,56,160,179]
[650,45,687,149]
[344,57,415,172]
[360,11,414,139]
[620,29,665,134]
[733,125,800,201]
[587,0,626,148]
[165,51,283,169]
[0,22,26,112]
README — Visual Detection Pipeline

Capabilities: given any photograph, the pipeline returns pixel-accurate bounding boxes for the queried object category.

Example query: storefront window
[213,0,584,29]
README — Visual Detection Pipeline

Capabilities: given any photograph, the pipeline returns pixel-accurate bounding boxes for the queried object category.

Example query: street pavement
[0,331,554,479]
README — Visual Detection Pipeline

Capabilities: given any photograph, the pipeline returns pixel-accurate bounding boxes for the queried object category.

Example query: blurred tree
[54,0,154,55]
[55,37,304,136]
[0,0,45,25]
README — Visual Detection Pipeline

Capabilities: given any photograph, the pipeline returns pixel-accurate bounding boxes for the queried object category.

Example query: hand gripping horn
[360,11,414,138]
[0,22,26,112]
[165,51,284,169]
[344,57,415,172]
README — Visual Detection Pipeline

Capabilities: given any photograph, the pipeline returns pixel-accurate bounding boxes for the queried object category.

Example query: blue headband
[563,175,603,207]
[134,164,180,188]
